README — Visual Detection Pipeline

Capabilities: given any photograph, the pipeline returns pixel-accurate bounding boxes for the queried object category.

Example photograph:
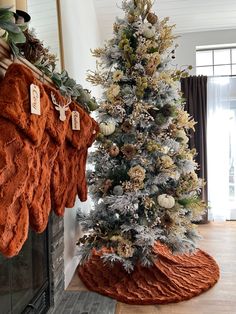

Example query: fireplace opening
[0,225,51,314]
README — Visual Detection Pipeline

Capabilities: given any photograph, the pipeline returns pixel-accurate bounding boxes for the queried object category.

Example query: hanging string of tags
[50,91,80,130]
[30,86,80,131]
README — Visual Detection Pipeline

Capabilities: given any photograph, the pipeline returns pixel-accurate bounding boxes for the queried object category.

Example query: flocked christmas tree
[77,0,206,273]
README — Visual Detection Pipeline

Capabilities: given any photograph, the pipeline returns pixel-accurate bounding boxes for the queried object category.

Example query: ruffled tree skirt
[78,242,220,305]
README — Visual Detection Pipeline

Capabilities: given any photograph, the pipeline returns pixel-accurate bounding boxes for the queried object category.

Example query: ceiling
[93,0,236,41]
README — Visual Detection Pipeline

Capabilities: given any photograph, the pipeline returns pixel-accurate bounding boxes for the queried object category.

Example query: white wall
[60,0,102,288]
[175,29,236,74]
[28,0,61,69]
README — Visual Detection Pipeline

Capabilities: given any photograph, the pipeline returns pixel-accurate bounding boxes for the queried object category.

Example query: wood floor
[67,222,236,314]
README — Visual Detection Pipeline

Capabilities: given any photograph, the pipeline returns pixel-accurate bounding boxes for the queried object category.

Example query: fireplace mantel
[0,38,53,85]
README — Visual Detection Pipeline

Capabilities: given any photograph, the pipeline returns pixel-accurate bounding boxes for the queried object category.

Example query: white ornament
[133,20,143,30]
[169,171,181,181]
[99,122,116,136]
[176,129,189,144]
[142,23,155,38]
[134,203,139,210]
[162,146,170,154]
[157,194,175,209]
[114,213,120,219]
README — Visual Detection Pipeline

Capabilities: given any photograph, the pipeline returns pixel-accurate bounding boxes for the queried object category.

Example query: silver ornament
[113,185,124,196]
[114,213,120,220]
[150,185,159,194]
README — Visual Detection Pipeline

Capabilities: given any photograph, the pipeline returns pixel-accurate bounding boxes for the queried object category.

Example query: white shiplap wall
[93,0,236,41]
[60,0,102,289]
[27,0,61,69]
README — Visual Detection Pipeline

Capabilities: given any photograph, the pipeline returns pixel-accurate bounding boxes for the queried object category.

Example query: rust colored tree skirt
[78,242,220,305]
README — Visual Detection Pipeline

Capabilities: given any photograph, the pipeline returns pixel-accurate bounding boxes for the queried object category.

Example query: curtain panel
[181,76,208,223]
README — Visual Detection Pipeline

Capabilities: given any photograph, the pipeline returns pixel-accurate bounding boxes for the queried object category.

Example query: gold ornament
[143,196,155,209]
[117,240,135,258]
[177,172,199,196]
[128,14,136,23]
[158,155,174,169]
[121,144,137,160]
[113,70,123,82]
[146,52,161,76]
[106,84,120,102]
[128,165,146,182]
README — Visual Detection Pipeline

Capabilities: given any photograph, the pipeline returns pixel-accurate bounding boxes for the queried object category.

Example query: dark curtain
[181,76,208,223]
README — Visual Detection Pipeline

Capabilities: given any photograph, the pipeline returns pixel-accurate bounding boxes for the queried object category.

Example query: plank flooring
[52,291,116,314]
[67,222,236,314]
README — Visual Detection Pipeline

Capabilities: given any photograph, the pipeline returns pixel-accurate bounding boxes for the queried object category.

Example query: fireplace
[0,39,66,314]
[0,214,65,314]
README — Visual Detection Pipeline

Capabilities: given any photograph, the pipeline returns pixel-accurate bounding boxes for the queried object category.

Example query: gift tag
[51,92,71,122]
[72,111,80,131]
[30,84,41,115]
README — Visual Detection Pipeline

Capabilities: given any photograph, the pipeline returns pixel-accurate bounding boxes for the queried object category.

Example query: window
[196,46,236,76]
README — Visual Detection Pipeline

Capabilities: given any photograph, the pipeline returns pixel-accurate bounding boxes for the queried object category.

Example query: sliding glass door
[229,106,236,219]
[207,77,236,221]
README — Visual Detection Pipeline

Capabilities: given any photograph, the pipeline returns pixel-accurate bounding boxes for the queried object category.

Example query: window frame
[196,46,236,77]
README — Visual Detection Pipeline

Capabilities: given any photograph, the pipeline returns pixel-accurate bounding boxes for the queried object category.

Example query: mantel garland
[0,7,98,113]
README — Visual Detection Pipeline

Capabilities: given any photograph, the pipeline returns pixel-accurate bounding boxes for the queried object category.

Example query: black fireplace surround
[0,214,64,314]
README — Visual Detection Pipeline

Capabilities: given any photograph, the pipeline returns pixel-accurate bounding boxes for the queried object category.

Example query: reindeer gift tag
[51,92,71,122]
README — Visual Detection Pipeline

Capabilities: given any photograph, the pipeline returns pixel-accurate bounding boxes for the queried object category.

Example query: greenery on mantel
[0,7,98,113]
[0,7,26,55]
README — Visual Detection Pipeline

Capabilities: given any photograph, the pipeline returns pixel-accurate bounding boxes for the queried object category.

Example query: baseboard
[64,255,80,288]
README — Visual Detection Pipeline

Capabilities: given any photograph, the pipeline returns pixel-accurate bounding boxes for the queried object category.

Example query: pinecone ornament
[147,12,158,25]
[19,30,44,63]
